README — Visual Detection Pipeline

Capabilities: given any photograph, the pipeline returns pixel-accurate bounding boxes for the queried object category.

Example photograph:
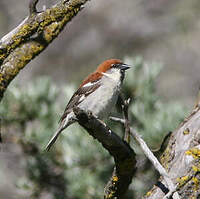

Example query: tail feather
[45,127,63,151]
[45,114,75,151]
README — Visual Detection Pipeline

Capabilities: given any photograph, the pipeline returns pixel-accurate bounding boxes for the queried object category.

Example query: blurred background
[0,0,200,198]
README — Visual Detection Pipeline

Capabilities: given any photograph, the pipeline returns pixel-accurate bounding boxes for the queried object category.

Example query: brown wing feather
[59,80,101,123]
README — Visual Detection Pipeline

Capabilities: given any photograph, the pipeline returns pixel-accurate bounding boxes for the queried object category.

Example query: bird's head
[80,59,130,87]
[96,59,130,81]
[97,59,130,73]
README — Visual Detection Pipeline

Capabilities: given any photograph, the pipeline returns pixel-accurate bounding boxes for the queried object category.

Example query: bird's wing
[59,79,101,123]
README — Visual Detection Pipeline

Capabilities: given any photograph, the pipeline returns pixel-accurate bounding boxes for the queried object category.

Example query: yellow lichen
[11,24,33,48]
[112,176,118,182]
[31,43,43,52]
[192,177,199,191]
[160,147,170,170]
[4,67,18,78]
[183,128,190,135]
[177,175,189,187]
[106,191,115,199]
[146,191,152,197]
[44,23,60,42]
[192,165,200,173]
[0,54,6,60]
[185,148,200,159]
[0,73,3,81]
[0,1,84,99]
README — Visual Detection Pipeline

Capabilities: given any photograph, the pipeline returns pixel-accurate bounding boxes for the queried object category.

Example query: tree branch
[144,106,200,198]
[0,0,89,100]
[110,116,180,199]
[122,98,131,143]
[73,107,136,199]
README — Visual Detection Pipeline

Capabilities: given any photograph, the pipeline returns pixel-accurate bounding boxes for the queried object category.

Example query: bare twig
[110,117,180,199]
[29,0,39,14]
[122,98,131,143]
[73,107,136,199]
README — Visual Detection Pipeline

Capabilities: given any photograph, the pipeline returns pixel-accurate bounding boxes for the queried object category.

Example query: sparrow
[45,59,130,151]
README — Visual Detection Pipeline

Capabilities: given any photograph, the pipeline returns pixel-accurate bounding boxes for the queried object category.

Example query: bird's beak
[119,63,131,71]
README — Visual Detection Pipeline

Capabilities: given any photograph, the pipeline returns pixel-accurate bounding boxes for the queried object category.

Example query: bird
[45,59,130,151]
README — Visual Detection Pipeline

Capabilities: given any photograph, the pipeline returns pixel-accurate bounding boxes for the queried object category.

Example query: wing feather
[59,80,101,123]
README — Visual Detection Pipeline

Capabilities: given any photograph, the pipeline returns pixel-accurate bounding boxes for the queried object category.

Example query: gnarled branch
[143,106,200,199]
[73,107,136,198]
[0,0,89,100]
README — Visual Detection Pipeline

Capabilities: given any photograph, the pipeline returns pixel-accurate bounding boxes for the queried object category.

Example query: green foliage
[1,57,188,199]
[1,77,59,145]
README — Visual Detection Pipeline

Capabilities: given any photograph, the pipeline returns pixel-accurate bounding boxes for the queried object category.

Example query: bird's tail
[45,126,64,151]
[45,115,75,151]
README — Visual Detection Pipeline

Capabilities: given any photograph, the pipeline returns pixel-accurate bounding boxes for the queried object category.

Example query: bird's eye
[111,64,118,68]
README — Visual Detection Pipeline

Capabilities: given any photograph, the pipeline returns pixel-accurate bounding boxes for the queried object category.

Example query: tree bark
[73,107,136,199]
[0,0,89,100]
[144,105,200,199]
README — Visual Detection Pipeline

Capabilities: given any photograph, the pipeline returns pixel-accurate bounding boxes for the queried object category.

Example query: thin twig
[29,0,39,14]
[110,116,180,199]
[122,98,131,143]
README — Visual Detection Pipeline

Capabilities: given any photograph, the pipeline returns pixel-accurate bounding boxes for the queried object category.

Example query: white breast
[78,68,122,119]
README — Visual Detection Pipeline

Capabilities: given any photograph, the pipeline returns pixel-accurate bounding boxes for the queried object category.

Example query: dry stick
[29,0,39,14]
[122,98,131,143]
[110,116,180,199]
[130,128,179,199]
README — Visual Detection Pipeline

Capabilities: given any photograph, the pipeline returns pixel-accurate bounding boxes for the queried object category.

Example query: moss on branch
[0,0,88,100]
